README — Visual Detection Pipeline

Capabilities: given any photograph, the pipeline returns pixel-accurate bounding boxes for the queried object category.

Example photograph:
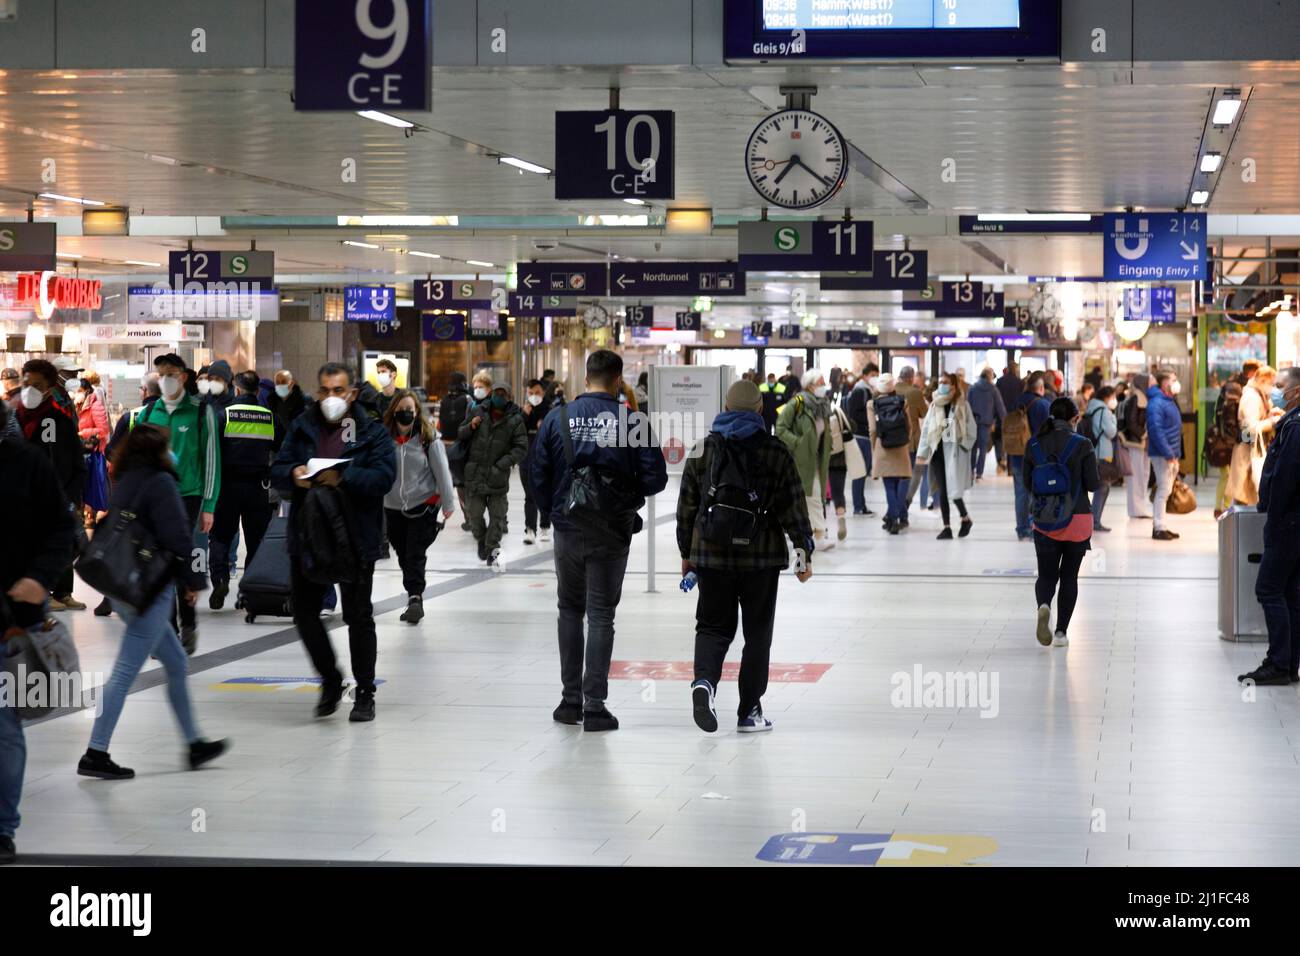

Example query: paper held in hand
[302,458,352,479]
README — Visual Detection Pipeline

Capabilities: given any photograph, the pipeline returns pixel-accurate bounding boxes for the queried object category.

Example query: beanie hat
[725,379,763,414]
[207,359,234,386]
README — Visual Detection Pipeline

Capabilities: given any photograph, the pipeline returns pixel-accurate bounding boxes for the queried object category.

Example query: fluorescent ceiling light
[976,213,1092,222]
[343,240,381,249]
[123,259,161,267]
[1200,153,1223,173]
[336,215,459,227]
[148,154,181,166]
[466,259,494,268]
[39,192,105,206]
[407,250,441,259]
[56,251,82,259]
[1212,98,1242,125]
[356,110,414,129]
[622,198,647,206]
[1191,190,1210,205]
[499,157,551,175]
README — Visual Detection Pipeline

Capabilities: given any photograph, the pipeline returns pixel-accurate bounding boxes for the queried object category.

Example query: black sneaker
[958,518,973,538]
[583,706,619,732]
[208,579,229,610]
[315,681,345,718]
[691,680,718,733]
[350,689,376,722]
[93,597,113,617]
[181,625,198,656]
[899,518,909,529]
[477,539,488,561]
[1238,663,1291,686]
[77,749,135,780]
[936,528,954,540]
[552,701,583,725]
[0,835,14,865]
[1152,529,1177,541]
[188,738,228,770]
[400,595,424,624]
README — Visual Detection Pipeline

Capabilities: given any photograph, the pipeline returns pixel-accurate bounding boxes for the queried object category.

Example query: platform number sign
[294,0,432,112]
[555,110,675,201]
[626,305,654,328]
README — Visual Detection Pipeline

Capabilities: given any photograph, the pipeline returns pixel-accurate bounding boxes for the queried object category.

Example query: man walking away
[1004,372,1052,540]
[1240,367,1300,686]
[271,363,395,722]
[996,362,1026,471]
[969,367,1007,480]
[1146,370,1184,541]
[530,350,668,732]
[678,380,813,733]
[209,371,282,610]
[438,371,472,527]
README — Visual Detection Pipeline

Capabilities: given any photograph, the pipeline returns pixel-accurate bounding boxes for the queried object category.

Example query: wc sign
[1103,212,1206,282]
[294,0,432,111]
[344,285,396,322]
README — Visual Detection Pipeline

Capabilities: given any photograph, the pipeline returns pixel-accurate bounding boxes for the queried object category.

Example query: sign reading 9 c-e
[554,110,675,201]
[294,0,432,111]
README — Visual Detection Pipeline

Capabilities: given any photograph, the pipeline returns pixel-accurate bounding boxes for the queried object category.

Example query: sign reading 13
[745,109,848,211]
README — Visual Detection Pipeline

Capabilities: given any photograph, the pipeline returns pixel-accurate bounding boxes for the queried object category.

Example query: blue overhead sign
[738,220,874,272]
[344,286,395,322]
[517,261,609,297]
[1103,212,1207,282]
[555,110,675,201]
[959,215,1104,236]
[819,250,929,291]
[610,261,744,297]
[508,293,578,317]
[293,0,432,112]
[1124,287,1177,324]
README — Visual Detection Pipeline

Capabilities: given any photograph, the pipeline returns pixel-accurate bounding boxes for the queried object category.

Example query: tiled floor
[14,471,1298,866]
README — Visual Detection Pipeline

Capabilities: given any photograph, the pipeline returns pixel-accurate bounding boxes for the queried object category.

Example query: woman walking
[867,373,914,534]
[1082,385,1119,532]
[1024,398,1100,649]
[826,400,865,541]
[915,372,977,540]
[384,390,456,624]
[78,424,227,780]
[776,370,834,551]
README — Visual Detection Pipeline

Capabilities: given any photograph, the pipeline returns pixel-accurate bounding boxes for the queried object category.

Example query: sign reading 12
[746,109,848,210]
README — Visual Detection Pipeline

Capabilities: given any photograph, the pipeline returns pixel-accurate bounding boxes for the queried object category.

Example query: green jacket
[135,394,221,512]
[776,393,832,496]
[458,399,528,496]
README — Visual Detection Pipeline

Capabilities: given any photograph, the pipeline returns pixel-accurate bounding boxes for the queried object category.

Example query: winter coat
[1144,385,1183,461]
[867,393,915,478]
[0,428,75,626]
[267,384,308,433]
[1083,398,1118,462]
[458,399,528,496]
[77,389,111,447]
[968,377,1007,427]
[917,395,976,501]
[17,394,86,504]
[438,386,470,441]
[776,392,833,497]
[1259,406,1300,544]
[108,465,208,593]
[895,382,928,452]
[1227,382,1279,505]
[676,410,813,571]
[385,431,456,514]
[845,380,873,437]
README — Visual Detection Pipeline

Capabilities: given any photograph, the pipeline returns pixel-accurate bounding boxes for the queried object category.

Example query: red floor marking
[609,661,832,683]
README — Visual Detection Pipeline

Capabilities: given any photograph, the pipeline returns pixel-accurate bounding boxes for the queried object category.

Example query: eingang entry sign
[1103,213,1207,282]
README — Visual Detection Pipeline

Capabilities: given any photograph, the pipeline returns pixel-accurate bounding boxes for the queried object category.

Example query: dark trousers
[386,506,439,597]
[171,495,203,632]
[1033,533,1088,633]
[291,559,378,694]
[973,422,993,478]
[883,476,907,522]
[851,436,872,512]
[55,493,84,597]
[553,525,629,708]
[209,477,271,584]
[693,567,780,718]
[521,456,550,532]
[929,452,968,527]
[1257,530,1300,674]
[828,466,847,511]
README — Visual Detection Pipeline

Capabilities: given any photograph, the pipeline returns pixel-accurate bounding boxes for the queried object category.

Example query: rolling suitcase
[235,511,294,623]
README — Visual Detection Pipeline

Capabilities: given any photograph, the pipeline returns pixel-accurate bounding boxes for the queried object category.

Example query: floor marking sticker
[609,661,831,683]
[210,677,388,693]
[756,832,997,865]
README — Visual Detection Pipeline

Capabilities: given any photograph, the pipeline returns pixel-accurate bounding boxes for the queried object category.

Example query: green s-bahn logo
[774,226,801,252]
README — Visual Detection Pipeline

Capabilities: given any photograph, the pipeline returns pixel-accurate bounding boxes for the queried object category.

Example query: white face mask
[527,394,543,407]
[197,380,212,395]
[20,386,44,410]
[64,377,81,392]
[160,375,184,399]
[320,396,349,422]
[1106,398,1118,410]
[473,387,489,400]
[275,384,292,399]
[377,373,393,388]
[812,385,828,399]
[867,377,880,391]
[208,380,226,395]
[1169,380,1182,396]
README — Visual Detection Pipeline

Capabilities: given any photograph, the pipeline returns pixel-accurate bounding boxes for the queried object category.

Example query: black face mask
[394,409,416,426]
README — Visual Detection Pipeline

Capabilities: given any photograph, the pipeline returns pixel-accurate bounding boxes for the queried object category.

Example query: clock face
[745,109,848,210]
[581,304,610,329]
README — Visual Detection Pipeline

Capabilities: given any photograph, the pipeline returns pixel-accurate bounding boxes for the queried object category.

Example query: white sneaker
[1052,631,1069,647]
[1036,604,1052,646]
[837,516,847,541]
[540,528,551,543]
[489,549,505,573]
[523,529,536,545]
[737,706,773,733]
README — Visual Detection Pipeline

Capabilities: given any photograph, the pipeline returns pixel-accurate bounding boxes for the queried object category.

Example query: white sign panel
[650,365,728,475]
[81,323,206,344]
[127,286,280,322]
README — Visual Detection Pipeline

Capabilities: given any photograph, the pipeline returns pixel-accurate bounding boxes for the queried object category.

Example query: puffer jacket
[77,389,111,447]
[776,392,832,496]
[1145,385,1183,460]
[458,399,528,496]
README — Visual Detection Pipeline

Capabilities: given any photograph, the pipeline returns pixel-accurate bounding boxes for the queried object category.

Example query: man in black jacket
[1240,367,1300,686]
[519,378,554,544]
[267,368,309,433]
[438,371,472,528]
[0,399,77,864]
[271,363,396,722]
[531,350,668,732]
[678,380,813,734]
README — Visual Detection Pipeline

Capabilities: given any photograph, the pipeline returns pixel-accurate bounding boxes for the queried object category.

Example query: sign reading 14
[746,109,848,211]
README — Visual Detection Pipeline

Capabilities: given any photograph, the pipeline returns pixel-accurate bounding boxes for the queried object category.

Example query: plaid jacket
[677,429,814,571]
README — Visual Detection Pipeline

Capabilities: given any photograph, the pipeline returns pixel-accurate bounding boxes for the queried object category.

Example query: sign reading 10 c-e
[294,0,432,112]
[554,110,675,201]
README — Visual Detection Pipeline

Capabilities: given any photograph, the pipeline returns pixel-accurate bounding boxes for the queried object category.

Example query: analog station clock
[745,109,848,210]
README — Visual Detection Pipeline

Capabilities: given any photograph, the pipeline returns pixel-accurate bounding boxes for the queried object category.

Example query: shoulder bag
[74,479,174,614]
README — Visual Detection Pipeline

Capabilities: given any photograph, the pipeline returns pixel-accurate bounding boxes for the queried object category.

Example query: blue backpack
[1027,433,1084,531]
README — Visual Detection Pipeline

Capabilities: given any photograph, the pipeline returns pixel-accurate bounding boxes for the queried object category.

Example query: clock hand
[773,157,799,185]
[790,155,835,186]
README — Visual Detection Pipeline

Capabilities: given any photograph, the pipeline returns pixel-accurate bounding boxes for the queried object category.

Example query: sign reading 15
[348,0,412,106]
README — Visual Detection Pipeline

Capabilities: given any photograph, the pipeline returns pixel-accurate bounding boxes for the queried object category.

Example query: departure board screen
[762,0,1021,31]
[725,0,1058,61]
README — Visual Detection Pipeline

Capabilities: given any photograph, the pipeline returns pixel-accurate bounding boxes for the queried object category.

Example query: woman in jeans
[78,424,227,780]
[1082,385,1119,533]
[383,390,456,625]
[1024,398,1100,649]
[867,374,914,535]
[915,372,977,540]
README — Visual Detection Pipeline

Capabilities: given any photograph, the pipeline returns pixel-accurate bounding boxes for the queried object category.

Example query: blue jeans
[851,436,873,512]
[884,477,907,522]
[0,693,23,838]
[1010,455,1031,537]
[1091,479,1110,526]
[973,423,992,478]
[91,584,201,752]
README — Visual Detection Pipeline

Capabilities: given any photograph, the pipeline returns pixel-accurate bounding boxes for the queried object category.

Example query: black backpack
[1077,406,1100,446]
[873,394,910,448]
[557,411,641,544]
[697,435,765,546]
[299,484,359,585]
